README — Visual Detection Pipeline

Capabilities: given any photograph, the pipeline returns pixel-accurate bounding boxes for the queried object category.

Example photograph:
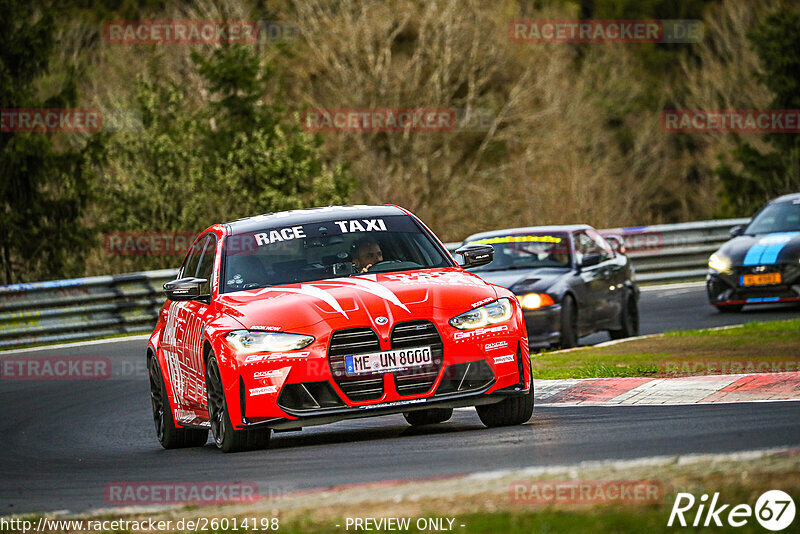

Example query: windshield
[465,232,571,271]
[745,201,800,234]
[221,215,452,292]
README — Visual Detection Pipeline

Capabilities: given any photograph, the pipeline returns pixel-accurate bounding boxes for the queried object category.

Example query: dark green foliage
[715,5,800,217]
[0,0,94,284]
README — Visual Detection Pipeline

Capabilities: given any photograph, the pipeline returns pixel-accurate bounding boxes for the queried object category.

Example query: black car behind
[707,193,800,312]
[461,225,639,348]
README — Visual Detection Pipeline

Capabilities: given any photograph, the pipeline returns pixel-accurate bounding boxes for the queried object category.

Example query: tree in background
[90,43,352,273]
[715,4,800,216]
[0,0,94,284]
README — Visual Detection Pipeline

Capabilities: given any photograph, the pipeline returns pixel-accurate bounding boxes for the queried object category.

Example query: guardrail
[0,219,747,348]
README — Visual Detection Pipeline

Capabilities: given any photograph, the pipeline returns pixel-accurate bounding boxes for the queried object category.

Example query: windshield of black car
[745,201,800,234]
[464,233,571,271]
[221,215,452,292]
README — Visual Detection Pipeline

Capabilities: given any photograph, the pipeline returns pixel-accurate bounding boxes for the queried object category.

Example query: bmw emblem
[375,316,388,325]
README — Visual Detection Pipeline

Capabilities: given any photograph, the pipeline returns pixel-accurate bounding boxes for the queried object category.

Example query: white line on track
[0,334,151,354]
[640,280,705,292]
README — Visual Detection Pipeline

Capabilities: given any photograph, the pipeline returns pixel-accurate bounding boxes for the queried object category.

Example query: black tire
[609,292,639,340]
[403,408,453,426]
[476,387,534,428]
[716,304,744,313]
[206,355,271,453]
[557,295,578,349]
[148,355,208,449]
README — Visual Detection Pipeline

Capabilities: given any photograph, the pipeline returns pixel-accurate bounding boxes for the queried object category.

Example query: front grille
[277,381,345,412]
[391,321,444,396]
[435,360,494,395]
[328,328,384,401]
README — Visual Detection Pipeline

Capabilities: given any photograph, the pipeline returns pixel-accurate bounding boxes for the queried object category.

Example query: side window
[180,235,208,278]
[587,229,615,259]
[574,231,611,264]
[196,234,217,295]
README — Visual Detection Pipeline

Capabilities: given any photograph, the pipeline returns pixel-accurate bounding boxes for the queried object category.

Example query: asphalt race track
[2,283,799,515]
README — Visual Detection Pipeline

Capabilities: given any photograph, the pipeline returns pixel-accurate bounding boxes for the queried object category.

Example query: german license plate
[741,273,781,286]
[345,347,432,376]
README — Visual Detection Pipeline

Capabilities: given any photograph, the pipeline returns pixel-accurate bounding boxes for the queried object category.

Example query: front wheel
[149,355,208,449]
[403,408,453,426]
[476,388,534,428]
[206,354,271,453]
[609,292,639,339]
[557,295,578,349]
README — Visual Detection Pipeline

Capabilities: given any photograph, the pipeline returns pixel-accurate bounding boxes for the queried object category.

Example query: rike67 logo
[669,490,796,531]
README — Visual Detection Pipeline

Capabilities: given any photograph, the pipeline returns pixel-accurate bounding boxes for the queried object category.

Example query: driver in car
[352,237,383,272]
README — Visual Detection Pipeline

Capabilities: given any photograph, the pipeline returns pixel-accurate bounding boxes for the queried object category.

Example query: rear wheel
[403,408,453,426]
[557,295,578,349]
[716,304,744,313]
[206,355,271,453]
[476,387,534,428]
[148,355,208,449]
[609,292,639,339]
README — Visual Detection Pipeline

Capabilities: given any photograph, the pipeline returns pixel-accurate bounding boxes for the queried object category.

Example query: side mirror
[580,253,603,268]
[604,234,626,254]
[164,277,209,301]
[455,244,494,268]
[729,225,745,237]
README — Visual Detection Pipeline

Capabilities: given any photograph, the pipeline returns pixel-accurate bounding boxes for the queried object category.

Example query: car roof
[223,205,409,235]
[768,192,800,204]
[463,224,593,243]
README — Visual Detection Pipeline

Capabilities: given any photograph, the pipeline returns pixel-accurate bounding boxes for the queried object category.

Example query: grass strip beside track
[532,319,800,380]
[7,449,798,534]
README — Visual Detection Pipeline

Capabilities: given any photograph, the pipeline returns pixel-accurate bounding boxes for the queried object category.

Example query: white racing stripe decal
[256,276,411,317]
[257,284,349,318]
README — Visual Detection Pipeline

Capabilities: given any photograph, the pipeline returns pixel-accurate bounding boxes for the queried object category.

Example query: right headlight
[708,253,732,274]
[449,298,514,330]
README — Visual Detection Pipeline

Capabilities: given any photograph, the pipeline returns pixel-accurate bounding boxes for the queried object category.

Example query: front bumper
[237,383,530,430]
[707,264,800,306]
[522,305,561,347]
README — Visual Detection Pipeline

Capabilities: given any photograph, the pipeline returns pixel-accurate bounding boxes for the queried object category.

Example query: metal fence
[0,218,747,349]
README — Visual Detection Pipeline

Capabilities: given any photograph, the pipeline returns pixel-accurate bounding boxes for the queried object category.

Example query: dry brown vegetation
[63,0,783,255]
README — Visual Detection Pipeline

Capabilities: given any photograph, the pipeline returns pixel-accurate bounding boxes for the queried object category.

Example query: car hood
[215,267,499,332]
[470,267,571,293]
[717,232,800,266]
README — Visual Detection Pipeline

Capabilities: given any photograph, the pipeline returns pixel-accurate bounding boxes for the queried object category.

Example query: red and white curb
[534,372,800,405]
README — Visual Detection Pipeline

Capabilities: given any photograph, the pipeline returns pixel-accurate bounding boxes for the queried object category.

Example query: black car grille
[328,328,384,401]
[277,381,345,412]
[327,321,445,401]
[391,321,444,396]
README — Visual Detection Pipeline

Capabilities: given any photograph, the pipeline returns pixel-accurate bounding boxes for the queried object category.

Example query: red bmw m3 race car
[148,205,533,452]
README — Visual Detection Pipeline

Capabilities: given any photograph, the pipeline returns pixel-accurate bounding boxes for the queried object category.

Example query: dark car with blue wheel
[461,225,639,348]
[707,193,800,312]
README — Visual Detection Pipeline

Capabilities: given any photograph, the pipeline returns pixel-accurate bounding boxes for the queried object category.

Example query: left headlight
[449,298,513,330]
[708,253,732,274]
[225,330,314,354]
